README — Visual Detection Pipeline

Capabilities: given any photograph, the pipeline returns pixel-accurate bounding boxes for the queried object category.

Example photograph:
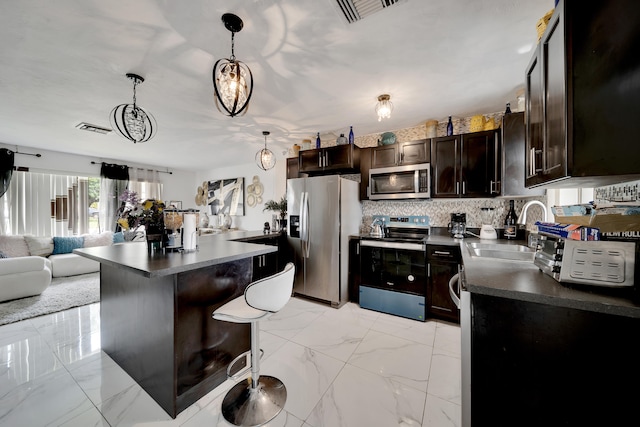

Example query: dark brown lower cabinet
[427,245,461,323]
[471,293,640,426]
[348,237,361,302]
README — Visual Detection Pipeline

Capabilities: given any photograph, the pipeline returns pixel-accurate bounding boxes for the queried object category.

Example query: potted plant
[263,196,287,231]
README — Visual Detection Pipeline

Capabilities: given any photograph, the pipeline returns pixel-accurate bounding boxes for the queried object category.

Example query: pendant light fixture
[213,13,254,117]
[375,94,393,122]
[256,131,275,170]
[110,73,157,143]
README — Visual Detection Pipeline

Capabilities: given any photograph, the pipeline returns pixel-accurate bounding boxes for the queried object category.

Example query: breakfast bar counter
[75,238,277,418]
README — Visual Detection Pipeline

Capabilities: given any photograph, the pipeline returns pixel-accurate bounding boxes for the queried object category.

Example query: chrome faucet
[516,200,548,226]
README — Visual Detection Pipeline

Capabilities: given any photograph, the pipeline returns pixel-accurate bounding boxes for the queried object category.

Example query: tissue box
[535,222,601,241]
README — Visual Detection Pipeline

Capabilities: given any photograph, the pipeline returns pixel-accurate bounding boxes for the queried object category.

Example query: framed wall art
[206,177,245,216]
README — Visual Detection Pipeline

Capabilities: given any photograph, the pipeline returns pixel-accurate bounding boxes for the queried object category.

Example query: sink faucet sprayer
[516,200,548,226]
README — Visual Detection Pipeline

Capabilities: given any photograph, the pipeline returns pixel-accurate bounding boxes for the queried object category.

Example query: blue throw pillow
[113,231,125,243]
[52,236,85,255]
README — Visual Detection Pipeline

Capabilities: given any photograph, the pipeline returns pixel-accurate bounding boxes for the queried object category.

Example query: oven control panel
[372,215,430,228]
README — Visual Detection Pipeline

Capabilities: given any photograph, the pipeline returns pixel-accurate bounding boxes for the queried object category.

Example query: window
[0,171,99,236]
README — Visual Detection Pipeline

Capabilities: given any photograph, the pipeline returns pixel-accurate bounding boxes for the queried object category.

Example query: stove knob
[407,274,415,282]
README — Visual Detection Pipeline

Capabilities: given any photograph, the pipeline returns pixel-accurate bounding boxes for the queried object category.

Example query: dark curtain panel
[99,162,129,232]
[0,148,15,198]
[100,162,129,180]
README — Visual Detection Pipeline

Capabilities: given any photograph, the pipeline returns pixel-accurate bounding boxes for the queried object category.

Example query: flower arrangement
[117,190,165,232]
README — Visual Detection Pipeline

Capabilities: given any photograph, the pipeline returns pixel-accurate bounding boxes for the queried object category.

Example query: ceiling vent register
[334,0,402,24]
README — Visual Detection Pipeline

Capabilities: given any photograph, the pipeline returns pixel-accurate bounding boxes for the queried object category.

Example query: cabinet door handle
[318,152,323,168]
[427,263,431,277]
[462,181,466,195]
[434,250,451,256]
[529,147,535,176]
[456,182,460,195]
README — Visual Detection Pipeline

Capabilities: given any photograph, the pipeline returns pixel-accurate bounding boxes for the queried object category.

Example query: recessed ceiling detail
[334,0,403,23]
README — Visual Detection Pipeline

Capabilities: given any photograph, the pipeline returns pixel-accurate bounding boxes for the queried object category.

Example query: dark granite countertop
[75,232,277,278]
[460,240,640,318]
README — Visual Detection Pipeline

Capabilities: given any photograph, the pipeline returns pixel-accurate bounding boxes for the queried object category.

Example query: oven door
[360,240,427,295]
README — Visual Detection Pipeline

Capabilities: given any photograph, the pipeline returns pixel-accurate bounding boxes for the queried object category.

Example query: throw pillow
[0,235,30,257]
[52,236,85,255]
[83,231,113,248]
[24,235,54,257]
[0,250,9,258]
[113,231,125,243]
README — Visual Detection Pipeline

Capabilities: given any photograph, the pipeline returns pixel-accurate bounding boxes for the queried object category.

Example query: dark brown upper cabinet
[370,139,430,168]
[525,0,640,188]
[298,144,360,176]
[431,130,499,198]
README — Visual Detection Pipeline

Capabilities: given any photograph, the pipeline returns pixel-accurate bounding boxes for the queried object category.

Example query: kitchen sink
[466,242,536,262]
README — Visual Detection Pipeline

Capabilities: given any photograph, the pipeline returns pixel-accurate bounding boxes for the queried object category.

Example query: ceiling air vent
[76,122,112,135]
[334,0,403,24]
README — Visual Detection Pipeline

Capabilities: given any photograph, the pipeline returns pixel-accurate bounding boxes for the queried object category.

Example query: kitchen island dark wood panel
[75,240,276,418]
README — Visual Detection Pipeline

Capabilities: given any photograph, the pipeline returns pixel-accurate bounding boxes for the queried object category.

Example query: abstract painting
[207,177,244,216]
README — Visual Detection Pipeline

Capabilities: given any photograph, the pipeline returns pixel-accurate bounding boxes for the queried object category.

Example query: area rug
[0,272,99,326]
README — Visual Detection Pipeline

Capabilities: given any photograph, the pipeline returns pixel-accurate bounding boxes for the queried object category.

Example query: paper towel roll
[183,213,197,251]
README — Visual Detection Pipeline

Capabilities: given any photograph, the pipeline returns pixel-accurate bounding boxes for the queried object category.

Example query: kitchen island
[75,236,277,418]
[461,241,640,426]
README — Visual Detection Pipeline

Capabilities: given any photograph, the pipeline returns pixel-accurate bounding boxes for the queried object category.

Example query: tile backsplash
[360,197,546,233]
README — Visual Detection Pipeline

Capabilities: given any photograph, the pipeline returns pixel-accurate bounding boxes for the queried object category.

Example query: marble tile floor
[0,297,461,427]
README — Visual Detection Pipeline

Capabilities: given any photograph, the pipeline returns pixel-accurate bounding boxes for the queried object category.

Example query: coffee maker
[448,213,466,238]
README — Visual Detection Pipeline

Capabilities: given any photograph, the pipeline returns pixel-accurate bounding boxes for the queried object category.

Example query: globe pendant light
[213,13,254,117]
[256,131,275,170]
[110,73,157,143]
[375,94,393,122]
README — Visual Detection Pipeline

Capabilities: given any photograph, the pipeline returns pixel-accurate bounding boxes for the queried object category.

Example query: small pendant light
[256,131,275,170]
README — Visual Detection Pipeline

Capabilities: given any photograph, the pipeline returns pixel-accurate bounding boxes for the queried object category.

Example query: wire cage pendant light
[213,13,254,117]
[375,94,393,122]
[110,73,157,143]
[256,131,276,170]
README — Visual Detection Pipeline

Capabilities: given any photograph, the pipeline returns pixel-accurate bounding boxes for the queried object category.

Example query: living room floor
[0,297,461,426]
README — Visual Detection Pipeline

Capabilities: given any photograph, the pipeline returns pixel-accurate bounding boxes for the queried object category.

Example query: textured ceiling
[0,0,552,171]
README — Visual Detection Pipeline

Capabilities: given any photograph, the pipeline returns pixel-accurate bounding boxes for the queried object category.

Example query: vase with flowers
[117,190,166,252]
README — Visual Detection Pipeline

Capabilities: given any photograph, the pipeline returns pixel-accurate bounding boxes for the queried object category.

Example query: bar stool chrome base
[221,375,287,426]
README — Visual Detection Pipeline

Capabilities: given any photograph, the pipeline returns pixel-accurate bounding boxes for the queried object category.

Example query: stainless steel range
[359,215,430,321]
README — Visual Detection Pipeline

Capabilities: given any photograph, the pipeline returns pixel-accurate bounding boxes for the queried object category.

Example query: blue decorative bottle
[348,126,354,144]
[446,116,453,136]
[316,132,321,149]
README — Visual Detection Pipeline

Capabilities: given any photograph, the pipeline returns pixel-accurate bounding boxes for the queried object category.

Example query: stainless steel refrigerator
[287,175,361,307]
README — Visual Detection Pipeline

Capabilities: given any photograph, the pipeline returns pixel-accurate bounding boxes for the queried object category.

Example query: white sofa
[0,256,52,302]
[0,232,116,302]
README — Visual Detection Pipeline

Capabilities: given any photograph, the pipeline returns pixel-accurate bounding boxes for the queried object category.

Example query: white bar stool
[212,262,295,426]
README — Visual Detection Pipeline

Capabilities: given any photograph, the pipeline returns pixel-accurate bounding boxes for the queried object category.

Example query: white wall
[195,159,287,231]
[1,143,196,208]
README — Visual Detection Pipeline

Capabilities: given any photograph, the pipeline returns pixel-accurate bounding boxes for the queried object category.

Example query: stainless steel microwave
[369,163,431,200]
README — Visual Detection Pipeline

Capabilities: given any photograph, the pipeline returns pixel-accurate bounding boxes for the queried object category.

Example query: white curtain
[129,168,162,200]
[0,171,88,236]
[99,178,127,233]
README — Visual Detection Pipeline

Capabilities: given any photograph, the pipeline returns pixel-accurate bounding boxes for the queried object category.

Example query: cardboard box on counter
[553,214,640,233]
[552,204,640,233]
[535,222,601,241]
